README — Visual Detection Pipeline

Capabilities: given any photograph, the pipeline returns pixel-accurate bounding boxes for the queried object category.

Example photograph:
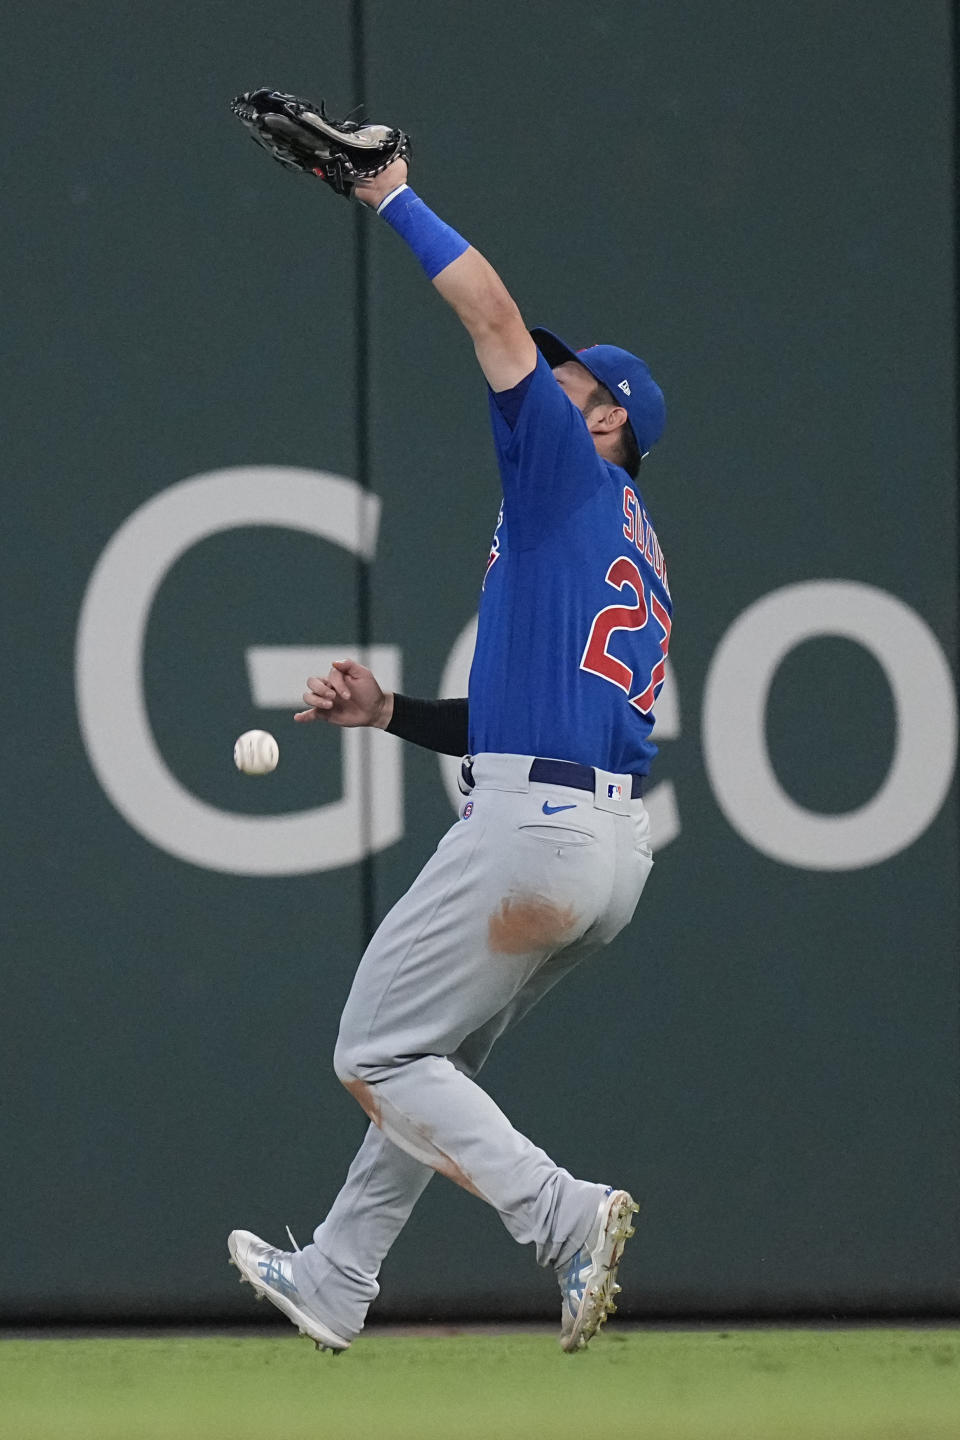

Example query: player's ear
[597,405,629,433]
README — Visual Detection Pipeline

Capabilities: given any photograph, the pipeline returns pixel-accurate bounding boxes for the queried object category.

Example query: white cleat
[227,1230,351,1354]
[555,1188,638,1353]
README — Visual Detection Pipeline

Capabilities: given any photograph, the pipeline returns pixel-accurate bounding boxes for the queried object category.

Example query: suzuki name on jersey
[622,485,669,596]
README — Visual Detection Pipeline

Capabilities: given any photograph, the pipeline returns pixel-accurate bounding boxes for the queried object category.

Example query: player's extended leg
[288,1121,432,1340]
[330,762,652,1267]
[288,943,594,1339]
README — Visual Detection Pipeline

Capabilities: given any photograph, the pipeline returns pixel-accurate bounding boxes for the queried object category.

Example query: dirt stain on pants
[342,1076,484,1200]
[488,893,578,955]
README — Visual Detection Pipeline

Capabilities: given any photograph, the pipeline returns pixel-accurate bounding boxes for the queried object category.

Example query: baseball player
[227,110,671,1353]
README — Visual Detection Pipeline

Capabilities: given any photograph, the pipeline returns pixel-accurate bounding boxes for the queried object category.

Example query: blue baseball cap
[531,327,666,457]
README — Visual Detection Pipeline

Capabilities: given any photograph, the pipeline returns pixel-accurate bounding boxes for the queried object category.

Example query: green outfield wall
[4,0,958,1319]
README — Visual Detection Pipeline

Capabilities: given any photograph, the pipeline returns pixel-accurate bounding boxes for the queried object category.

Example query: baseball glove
[230,88,410,198]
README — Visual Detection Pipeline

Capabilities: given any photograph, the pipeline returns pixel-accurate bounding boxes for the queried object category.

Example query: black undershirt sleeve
[386,693,469,756]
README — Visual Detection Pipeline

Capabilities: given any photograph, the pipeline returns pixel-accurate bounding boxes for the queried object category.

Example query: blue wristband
[376,184,470,280]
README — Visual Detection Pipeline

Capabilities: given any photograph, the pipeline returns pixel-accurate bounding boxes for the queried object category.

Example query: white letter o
[702,581,957,870]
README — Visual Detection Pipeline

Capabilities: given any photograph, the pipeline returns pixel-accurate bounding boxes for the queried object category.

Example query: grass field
[3,1327,959,1440]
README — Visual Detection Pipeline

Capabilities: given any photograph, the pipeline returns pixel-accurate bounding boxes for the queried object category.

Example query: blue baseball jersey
[468,351,672,776]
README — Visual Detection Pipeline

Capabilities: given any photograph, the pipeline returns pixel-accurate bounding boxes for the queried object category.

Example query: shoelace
[561,1250,590,1308]
[285,1224,301,1253]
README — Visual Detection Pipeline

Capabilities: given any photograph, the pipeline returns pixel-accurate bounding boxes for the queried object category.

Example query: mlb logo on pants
[607,783,623,801]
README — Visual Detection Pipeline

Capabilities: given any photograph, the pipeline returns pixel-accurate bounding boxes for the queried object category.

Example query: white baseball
[233,729,279,775]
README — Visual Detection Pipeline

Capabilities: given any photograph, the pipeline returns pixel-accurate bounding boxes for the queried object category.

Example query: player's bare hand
[354,156,408,209]
[294,658,394,729]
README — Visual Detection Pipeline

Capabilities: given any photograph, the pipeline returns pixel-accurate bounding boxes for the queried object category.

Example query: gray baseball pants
[291,752,654,1338]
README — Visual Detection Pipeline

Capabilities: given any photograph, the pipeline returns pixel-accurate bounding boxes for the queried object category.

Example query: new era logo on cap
[617,379,631,396]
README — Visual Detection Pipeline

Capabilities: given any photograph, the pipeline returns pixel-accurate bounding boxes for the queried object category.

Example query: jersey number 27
[580,556,671,715]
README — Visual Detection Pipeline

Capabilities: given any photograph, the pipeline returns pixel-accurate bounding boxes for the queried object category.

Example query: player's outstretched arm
[356,160,538,393]
[433,248,539,393]
[297,659,469,755]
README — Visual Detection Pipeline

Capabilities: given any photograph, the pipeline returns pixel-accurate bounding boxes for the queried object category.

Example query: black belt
[529,758,645,799]
[461,756,644,799]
